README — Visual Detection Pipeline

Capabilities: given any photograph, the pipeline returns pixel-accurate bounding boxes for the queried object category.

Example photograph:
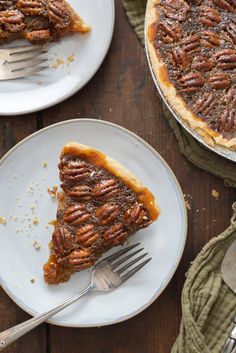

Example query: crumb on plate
[47,185,58,198]
[30,278,36,284]
[42,160,48,168]
[0,216,7,225]
[33,240,41,251]
[33,216,39,225]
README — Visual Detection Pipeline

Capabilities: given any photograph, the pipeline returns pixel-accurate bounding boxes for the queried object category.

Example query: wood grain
[0,1,235,353]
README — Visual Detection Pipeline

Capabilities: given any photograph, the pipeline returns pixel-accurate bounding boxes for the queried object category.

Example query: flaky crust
[146,0,236,150]
[61,142,160,221]
[64,1,91,34]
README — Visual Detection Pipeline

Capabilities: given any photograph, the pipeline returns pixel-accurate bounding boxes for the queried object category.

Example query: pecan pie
[0,0,90,44]
[146,0,236,149]
[43,142,160,284]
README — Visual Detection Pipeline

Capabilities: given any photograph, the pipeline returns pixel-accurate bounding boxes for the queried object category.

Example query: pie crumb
[0,216,7,225]
[30,278,36,284]
[33,216,39,225]
[48,185,58,198]
[212,189,219,199]
[33,240,41,251]
[52,58,65,69]
[42,160,48,168]
[67,54,75,63]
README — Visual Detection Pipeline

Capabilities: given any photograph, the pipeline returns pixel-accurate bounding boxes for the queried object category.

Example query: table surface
[0,2,236,353]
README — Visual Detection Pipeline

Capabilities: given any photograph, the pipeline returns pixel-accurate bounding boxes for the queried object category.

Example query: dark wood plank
[0,114,47,353]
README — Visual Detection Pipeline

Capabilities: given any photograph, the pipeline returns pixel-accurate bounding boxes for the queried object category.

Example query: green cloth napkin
[122,0,236,187]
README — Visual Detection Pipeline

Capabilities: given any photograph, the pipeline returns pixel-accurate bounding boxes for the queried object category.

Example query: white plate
[0,0,114,116]
[0,119,187,327]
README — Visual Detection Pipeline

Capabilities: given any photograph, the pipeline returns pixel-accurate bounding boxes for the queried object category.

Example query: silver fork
[0,243,151,351]
[0,45,48,80]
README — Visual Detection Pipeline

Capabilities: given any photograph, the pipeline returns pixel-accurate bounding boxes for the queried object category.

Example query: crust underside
[146,0,236,150]
[61,142,160,221]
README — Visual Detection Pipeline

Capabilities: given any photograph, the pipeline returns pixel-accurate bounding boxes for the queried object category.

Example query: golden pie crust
[146,0,236,150]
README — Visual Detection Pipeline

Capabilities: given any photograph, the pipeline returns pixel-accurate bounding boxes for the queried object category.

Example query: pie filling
[0,0,90,44]
[44,145,159,284]
[150,0,236,140]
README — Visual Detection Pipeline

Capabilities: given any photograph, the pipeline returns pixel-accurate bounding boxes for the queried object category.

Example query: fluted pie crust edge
[61,142,160,221]
[146,0,236,150]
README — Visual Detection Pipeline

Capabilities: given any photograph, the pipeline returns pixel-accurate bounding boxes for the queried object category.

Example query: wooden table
[0,1,235,352]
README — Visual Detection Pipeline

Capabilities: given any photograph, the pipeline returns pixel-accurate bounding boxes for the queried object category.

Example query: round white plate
[0,119,187,327]
[0,0,114,116]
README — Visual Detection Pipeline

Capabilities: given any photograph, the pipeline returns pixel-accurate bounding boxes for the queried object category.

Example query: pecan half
[224,21,236,44]
[0,0,13,10]
[158,20,181,43]
[199,6,221,26]
[64,204,90,226]
[201,30,220,47]
[76,224,99,247]
[63,249,94,271]
[93,179,120,199]
[1,9,25,32]
[47,0,71,29]
[215,49,236,70]
[208,72,231,89]
[96,203,120,225]
[68,185,92,202]
[192,55,215,72]
[179,72,204,93]
[16,0,44,16]
[227,86,236,107]
[220,110,236,132]
[60,160,90,182]
[124,203,149,227]
[162,0,189,21]
[24,29,51,43]
[103,223,128,245]
[171,47,189,69]
[212,0,236,12]
[52,226,73,255]
[193,92,218,115]
[182,34,200,52]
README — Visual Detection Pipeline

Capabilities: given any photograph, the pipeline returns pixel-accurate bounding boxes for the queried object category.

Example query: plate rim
[0,118,188,327]
[144,6,236,163]
[0,0,115,116]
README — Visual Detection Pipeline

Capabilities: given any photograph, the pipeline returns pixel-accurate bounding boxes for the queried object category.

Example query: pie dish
[146,0,236,150]
[44,142,160,284]
[0,0,90,44]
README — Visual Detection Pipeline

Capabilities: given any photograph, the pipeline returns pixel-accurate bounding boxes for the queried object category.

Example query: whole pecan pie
[43,142,160,284]
[0,0,90,44]
[146,0,236,149]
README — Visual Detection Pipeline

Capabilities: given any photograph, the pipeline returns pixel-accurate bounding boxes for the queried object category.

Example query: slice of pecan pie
[0,0,90,44]
[43,142,160,284]
[146,0,236,149]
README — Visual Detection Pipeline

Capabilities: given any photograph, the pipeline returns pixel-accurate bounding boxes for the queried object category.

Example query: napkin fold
[122,0,236,187]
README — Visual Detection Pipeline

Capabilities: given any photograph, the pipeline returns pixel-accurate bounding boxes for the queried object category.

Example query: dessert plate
[0,0,115,116]
[0,119,187,327]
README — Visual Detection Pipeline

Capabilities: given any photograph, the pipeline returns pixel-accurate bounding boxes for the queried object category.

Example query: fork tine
[116,252,148,275]
[103,243,140,263]
[112,248,144,269]
[1,65,48,80]
[8,50,47,63]
[120,258,152,282]
[7,45,44,55]
[10,58,48,71]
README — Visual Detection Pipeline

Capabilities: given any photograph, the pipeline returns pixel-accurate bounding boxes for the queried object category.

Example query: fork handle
[0,283,94,351]
[222,315,236,353]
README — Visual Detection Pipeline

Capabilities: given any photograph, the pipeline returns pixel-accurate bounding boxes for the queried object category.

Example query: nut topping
[199,6,221,26]
[214,49,236,70]
[191,55,215,72]
[64,204,90,226]
[24,29,51,43]
[96,203,120,225]
[162,0,190,21]
[208,72,231,89]
[16,0,44,16]
[68,185,92,202]
[201,30,220,47]
[227,86,236,106]
[47,0,71,29]
[103,223,128,245]
[76,225,99,247]
[60,160,90,182]
[224,21,236,44]
[212,0,236,12]
[179,72,204,93]
[63,249,94,271]
[124,203,149,227]
[1,9,25,32]
[193,92,218,115]
[182,34,200,52]
[52,226,73,255]
[93,179,120,199]
[158,20,181,43]
[171,47,189,69]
